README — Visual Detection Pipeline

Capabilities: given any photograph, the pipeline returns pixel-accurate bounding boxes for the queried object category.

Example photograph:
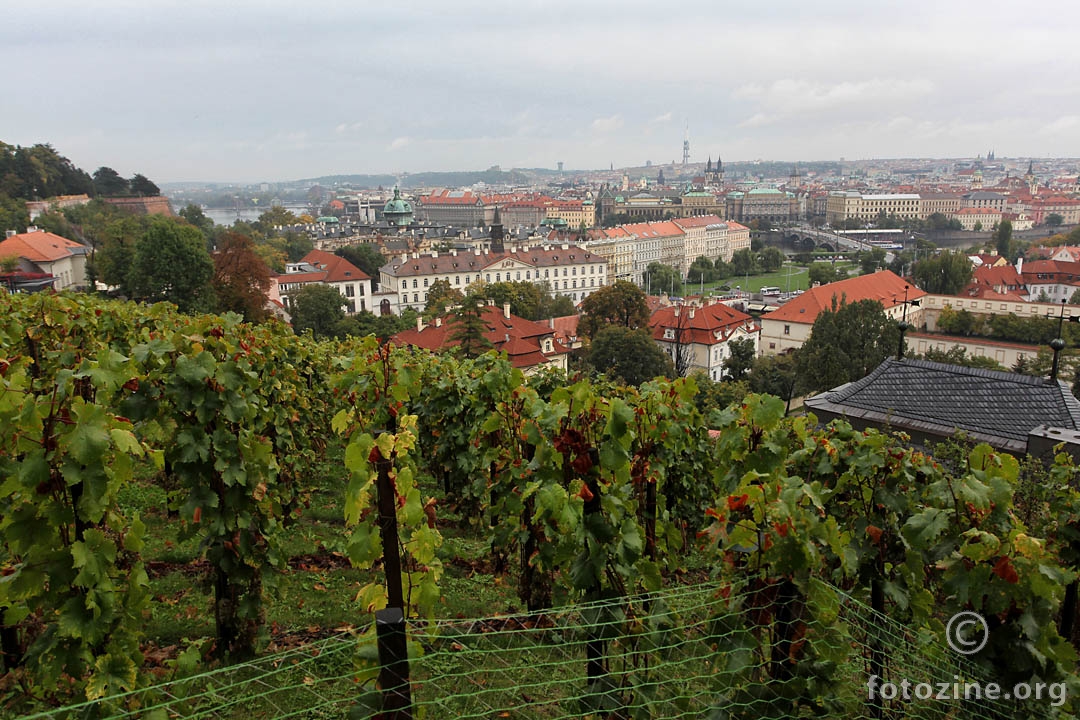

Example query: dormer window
[663,328,675,340]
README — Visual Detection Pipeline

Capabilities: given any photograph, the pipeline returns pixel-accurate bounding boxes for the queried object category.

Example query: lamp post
[1051,299,1068,381]
[896,285,920,360]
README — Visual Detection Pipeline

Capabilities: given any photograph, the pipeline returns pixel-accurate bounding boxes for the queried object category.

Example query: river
[202,204,312,227]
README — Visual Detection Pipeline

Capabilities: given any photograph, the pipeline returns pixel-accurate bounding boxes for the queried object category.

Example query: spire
[706,156,712,173]
[490,206,505,254]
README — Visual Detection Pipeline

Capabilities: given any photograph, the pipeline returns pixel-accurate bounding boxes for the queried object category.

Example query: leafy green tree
[713,258,734,279]
[282,230,313,262]
[793,297,901,393]
[747,353,797,400]
[256,206,300,232]
[335,243,386,290]
[179,203,215,237]
[424,278,464,319]
[588,326,674,385]
[731,248,758,276]
[974,221,983,232]
[912,251,972,294]
[920,346,1004,370]
[994,219,1014,260]
[290,283,346,339]
[128,173,160,197]
[643,262,683,297]
[1047,213,1065,227]
[0,192,29,233]
[1070,288,1080,306]
[452,301,494,358]
[127,217,214,311]
[723,337,756,380]
[808,262,847,286]
[92,166,129,196]
[758,247,785,273]
[859,248,887,275]
[690,370,749,417]
[578,280,650,338]
[339,308,417,341]
[688,256,716,284]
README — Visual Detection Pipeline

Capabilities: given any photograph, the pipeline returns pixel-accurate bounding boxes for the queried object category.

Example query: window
[413,293,418,303]
[455,276,460,285]
[423,278,429,287]
[486,274,491,282]
[664,328,675,340]
[516,271,521,280]
[563,280,568,289]
[783,325,790,335]
[496,273,501,282]
[412,279,418,289]
[545,269,550,278]
[401,280,407,289]
[345,285,355,297]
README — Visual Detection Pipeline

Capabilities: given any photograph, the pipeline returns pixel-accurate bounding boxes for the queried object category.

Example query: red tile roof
[765,270,924,325]
[0,231,84,263]
[671,215,724,229]
[391,305,568,369]
[648,302,758,345]
[300,249,370,283]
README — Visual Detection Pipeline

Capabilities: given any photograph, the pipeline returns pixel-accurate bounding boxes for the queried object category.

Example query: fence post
[373,431,405,610]
[375,607,413,720]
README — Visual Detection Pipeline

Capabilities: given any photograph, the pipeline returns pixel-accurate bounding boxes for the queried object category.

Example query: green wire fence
[19,580,1065,720]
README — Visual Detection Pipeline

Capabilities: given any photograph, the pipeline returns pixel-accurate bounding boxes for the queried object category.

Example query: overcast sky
[9,0,1080,183]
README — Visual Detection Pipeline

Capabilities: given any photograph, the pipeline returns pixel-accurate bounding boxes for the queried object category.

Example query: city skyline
[9,0,1080,184]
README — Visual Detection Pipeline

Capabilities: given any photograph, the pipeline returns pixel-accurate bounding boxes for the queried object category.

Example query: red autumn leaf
[578,484,595,503]
[993,556,1019,584]
[192,507,202,524]
[866,525,883,545]
[727,494,749,511]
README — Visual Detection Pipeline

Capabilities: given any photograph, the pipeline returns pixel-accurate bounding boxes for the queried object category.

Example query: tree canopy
[793,297,901,393]
[290,283,346,339]
[212,232,272,322]
[912,251,972,294]
[578,280,650,338]
[126,216,214,312]
[0,142,94,200]
[588,326,674,386]
[643,263,683,297]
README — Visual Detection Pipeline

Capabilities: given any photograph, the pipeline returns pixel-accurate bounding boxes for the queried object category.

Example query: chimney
[5,230,15,238]
[689,307,695,319]
[435,317,442,328]
[1016,257,1023,274]
[416,316,424,332]
[549,317,555,329]
[503,302,511,319]
[451,249,457,256]
[674,306,680,317]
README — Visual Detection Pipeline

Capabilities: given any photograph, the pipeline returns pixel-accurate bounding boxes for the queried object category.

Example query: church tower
[789,164,802,190]
[490,206,505,254]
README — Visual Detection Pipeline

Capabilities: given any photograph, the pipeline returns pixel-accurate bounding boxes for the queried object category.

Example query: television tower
[682,124,690,166]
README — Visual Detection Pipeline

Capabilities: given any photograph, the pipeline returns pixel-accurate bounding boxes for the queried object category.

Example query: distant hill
[301,168,562,189]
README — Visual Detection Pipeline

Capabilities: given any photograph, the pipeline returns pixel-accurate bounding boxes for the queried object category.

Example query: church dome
[382,187,414,227]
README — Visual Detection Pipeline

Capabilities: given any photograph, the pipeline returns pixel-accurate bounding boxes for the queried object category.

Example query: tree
[129,173,160,197]
[282,230,313,262]
[588,326,674,386]
[1070,288,1080,306]
[212,232,272,322]
[92,166,129,196]
[912,251,972,294]
[256,206,299,232]
[793,297,901,393]
[724,337,756,380]
[688,256,716,284]
[758,247,785,273]
[994,219,1014,260]
[290,283,346,339]
[731,248,759,277]
[0,192,29,233]
[713,258,734,279]
[179,204,215,238]
[451,301,494,358]
[424,278,464,319]
[643,262,683,297]
[1047,213,1065,227]
[578,280,650,338]
[127,217,214,311]
[747,353,797,400]
[973,221,983,232]
[808,262,847,287]
[859,248,887,275]
[335,244,386,291]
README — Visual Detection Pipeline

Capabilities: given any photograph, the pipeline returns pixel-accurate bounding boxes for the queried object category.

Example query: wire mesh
[19,580,1063,720]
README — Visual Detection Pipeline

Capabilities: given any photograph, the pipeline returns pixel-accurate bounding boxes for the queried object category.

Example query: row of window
[400,266,606,290]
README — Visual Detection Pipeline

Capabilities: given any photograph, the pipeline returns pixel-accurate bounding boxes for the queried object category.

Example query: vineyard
[2,291,1080,718]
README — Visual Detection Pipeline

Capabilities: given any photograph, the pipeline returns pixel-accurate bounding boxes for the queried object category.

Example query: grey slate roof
[804,358,1080,453]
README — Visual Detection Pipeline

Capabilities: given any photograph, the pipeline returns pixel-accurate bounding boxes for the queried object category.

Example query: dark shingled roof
[804,358,1080,453]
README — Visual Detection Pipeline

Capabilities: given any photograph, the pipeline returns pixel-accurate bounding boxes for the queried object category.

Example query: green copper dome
[383,187,414,227]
